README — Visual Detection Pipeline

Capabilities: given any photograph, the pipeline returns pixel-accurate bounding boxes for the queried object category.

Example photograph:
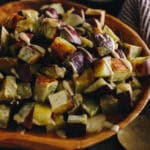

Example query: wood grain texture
[0,0,149,149]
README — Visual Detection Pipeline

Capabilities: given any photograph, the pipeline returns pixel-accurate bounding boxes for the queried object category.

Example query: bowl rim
[0,0,149,149]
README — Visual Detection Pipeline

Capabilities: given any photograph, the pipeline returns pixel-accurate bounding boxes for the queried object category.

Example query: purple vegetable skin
[40,7,58,19]
[14,64,32,82]
[61,25,81,45]
[70,51,85,74]
[94,33,114,52]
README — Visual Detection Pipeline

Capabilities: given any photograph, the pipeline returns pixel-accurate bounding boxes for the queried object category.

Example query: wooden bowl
[0,0,149,149]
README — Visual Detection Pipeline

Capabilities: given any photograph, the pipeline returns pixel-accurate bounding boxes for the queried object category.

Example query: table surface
[0,0,148,150]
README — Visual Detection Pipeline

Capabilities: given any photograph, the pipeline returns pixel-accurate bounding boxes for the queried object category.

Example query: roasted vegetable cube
[111,58,132,81]
[51,37,77,59]
[94,58,112,78]
[63,9,84,27]
[123,43,142,59]
[85,8,105,27]
[0,76,17,101]
[116,83,133,112]
[100,95,119,115]
[17,83,32,99]
[115,49,126,58]
[60,25,81,45]
[14,102,35,128]
[41,3,64,15]
[41,65,66,79]
[46,115,65,132]
[32,103,52,126]
[15,18,36,33]
[69,94,83,113]
[68,51,85,74]
[18,45,45,64]
[0,105,10,128]
[80,36,94,48]
[94,34,115,57]
[57,80,74,96]
[20,9,39,20]
[103,25,120,42]
[131,57,150,77]
[82,98,99,117]
[66,114,87,137]
[0,57,18,72]
[84,78,114,94]
[48,90,73,114]
[87,114,106,133]
[37,18,58,39]
[74,68,94,93]
[34,76,58,102]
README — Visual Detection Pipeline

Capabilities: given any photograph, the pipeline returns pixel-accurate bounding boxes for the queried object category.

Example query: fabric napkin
[119,0,150,48]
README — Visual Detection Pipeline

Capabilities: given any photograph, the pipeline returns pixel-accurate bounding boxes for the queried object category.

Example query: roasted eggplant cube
[0,105,10,128]
[87,114,106,133]
[38,18,58,39]
[116,83,133,112]
[65,123,86,138]
[48,90,73,114]
[100,95,119,115]
[51,37,77,59]
[63,12,84,27]
[74,68,94,93]
[66,114,87,137]
[111,58,132,81]
[94,59,112,78]
[13,63,32,82]
[85,8,105,27]
[41,3,64,15]
[17,83,32,99]
[69,94,83,113]
[18,46,43,64]
[95,34,115,57]
[14,102,35,128]
[46,115,65,132]
[131,57,150,77]
[123,43,142,59]
[0,76,17,101]
[32,103,52,126]
[103,25,120,42]
[18,44,45,63]
[60,25,81,45]
[68,51,85,74]
[58,80,74,96]
[82,98,99,117]
[80,36,93,48]
[84,78,113,94]
[41,65,66,79]
[0,57,18,72]
[34,76,58,102]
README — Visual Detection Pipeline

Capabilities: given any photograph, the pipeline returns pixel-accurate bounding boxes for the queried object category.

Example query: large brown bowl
[0,0,149,149]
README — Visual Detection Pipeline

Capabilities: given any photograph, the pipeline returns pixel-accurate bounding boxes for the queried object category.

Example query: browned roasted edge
[0,0,149,149]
